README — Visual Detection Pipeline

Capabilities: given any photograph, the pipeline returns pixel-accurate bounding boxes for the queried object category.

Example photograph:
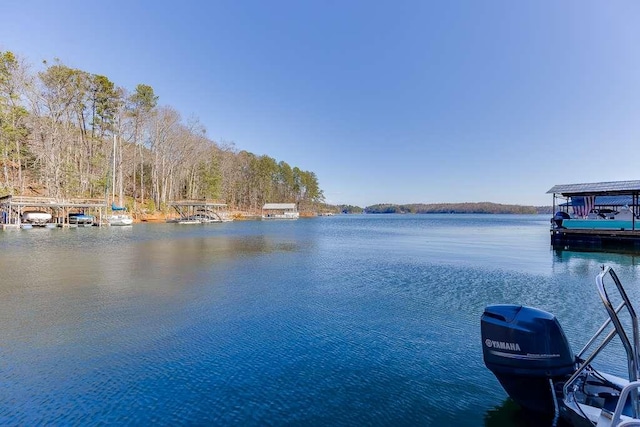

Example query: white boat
[482,266,640,427]
[177,219,201,225]
[107,213,133,226]
[22,211,52,226]
[107,135,133,227]
[107,203,133,226]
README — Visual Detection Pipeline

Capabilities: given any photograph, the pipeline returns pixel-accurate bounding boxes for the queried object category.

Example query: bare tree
[0,51,31,194]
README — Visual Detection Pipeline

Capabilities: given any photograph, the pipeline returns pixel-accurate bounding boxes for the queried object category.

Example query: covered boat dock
[261,203,299,219]
[0,195,108,228]
[167,200,232,223]
[547,180,640,252]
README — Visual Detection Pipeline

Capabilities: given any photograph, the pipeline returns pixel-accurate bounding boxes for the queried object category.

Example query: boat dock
[1,195,108,228]
[261,203,299,219]
[167,200,232,223]
[548,180,640,252]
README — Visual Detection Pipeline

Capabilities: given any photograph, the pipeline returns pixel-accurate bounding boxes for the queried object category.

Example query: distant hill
[338,204,364,214]
[364,202,552,215]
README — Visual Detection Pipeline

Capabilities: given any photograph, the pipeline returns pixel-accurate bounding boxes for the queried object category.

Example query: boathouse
[547,180,640,252]
[261,203,299,219]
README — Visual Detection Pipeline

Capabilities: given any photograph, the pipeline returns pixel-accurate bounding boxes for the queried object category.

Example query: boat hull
[69,214,94,226]
[22,211,52,225]
[108,215,133,226]
[562,218,635,230]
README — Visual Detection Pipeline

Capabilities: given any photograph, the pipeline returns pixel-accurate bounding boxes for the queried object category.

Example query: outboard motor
[481,304,575,414]
[552,211,570,228]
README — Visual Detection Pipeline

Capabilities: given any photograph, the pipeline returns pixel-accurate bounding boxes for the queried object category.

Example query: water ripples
[1,216,640,425]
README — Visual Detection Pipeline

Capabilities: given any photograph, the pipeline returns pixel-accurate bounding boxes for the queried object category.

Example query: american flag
[572,196,595,218]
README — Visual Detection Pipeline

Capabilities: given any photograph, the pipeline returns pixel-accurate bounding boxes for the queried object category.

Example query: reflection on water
[484,399,571,427]
[553,247,640,270]
[1,217,639,425]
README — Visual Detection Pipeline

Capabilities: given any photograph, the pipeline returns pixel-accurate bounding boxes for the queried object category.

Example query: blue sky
[2,1,639,207]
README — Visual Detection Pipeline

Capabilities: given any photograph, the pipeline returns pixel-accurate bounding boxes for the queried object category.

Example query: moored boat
[548,184,640,252]
[107,202,133,226]
[22,210,52,226]
[69,212,94,226]
[107,133,134,227]
[482,266,640,426]
[177,218,201,225]
[107,213,133,226]
[553,206,639,231]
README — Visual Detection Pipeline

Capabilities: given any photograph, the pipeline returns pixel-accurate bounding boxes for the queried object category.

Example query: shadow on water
[484,399,570,427]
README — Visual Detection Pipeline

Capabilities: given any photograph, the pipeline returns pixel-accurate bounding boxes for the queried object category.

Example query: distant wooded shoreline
[338,202,551,215]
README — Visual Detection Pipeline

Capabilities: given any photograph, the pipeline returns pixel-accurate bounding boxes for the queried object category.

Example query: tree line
[364,202,544,214]
[0,50,323,212]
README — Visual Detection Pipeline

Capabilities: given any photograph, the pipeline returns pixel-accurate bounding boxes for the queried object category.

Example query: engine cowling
[481,304,575,414]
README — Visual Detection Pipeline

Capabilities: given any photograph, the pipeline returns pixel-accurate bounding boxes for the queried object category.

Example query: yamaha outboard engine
[481,304,575,414]
[552,211,570,228]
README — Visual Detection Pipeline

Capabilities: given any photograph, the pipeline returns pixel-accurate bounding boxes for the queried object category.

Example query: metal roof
[559,195,635,207]
[0,195,107,208]
[263,203,296,210]
[547,180,640,195]
[169,200,227,207]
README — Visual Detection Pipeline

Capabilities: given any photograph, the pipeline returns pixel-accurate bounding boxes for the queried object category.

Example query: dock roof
[169,200,227,207]
[0,195,106,208]
[263,203,296,210]
[547,180,640,196]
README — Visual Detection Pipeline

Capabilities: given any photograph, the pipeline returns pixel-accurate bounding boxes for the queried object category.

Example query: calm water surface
[2,214,640,426]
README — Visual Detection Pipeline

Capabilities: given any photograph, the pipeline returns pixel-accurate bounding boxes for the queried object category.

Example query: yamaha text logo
[485,339,521,352]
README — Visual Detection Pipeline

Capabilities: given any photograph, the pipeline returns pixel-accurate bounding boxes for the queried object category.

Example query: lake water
[2,214,640,426]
